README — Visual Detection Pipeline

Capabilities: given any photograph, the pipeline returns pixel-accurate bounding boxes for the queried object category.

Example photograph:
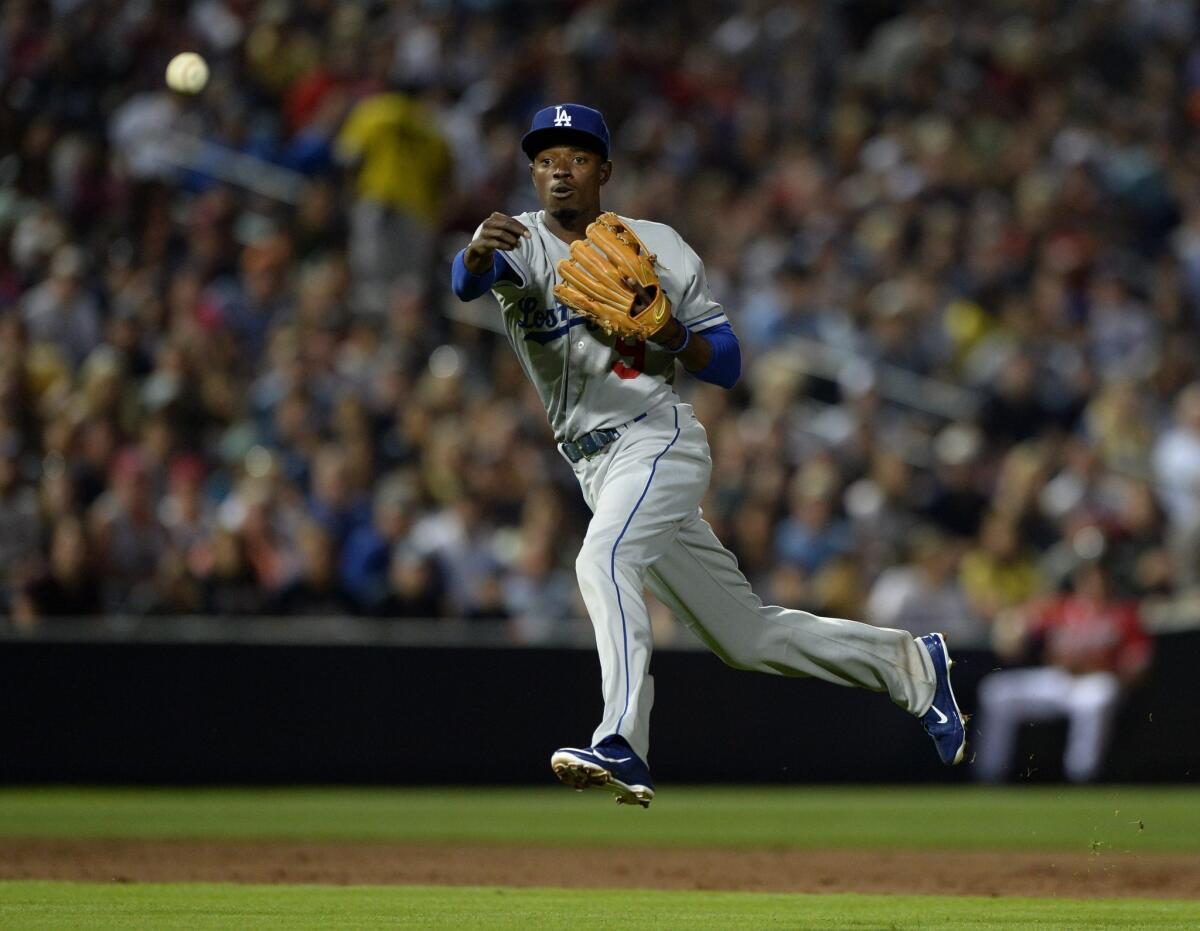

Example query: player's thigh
[645,511,764,628]
[580,427,710,565]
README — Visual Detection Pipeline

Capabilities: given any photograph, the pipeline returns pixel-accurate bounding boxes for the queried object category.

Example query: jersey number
[612,338,645,380]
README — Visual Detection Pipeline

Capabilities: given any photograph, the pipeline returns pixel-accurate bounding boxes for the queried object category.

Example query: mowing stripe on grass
[2,882,1199,930]
[0,787,1197,853]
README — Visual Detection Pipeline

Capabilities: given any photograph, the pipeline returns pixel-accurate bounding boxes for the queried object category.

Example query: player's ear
[599,160,612,185]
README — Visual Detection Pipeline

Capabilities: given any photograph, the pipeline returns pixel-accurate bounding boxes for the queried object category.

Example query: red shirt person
[975,555,1152,783]
[1033,587,1152,680]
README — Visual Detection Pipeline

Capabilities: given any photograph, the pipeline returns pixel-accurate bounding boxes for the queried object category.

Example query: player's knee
[711,635,765,671]
[716,650,757,672]
[577,532,641,577]
[575,537,611,581]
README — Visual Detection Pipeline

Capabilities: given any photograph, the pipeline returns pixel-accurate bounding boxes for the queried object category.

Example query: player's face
[530,146,611,222]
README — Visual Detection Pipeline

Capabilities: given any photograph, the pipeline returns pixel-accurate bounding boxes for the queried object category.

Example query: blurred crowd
[2,0,1200,648]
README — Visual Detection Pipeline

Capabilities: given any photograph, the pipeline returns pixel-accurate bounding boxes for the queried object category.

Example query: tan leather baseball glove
[553,212,672,341]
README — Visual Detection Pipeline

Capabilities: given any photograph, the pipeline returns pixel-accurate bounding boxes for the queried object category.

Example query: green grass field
[2,882,1198,930]
[1,786,1198,929]
[1,785,1196,851]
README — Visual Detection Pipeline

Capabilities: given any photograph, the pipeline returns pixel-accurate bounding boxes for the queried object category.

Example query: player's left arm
[641,236,740,388]
[649,317,739,387]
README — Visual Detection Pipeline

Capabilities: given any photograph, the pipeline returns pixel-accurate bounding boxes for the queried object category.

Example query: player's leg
[973,667,1073,782]
[1061,671,1121,782]
[552,407,709,805]
[646,510,936,713]
[572,406,710,763]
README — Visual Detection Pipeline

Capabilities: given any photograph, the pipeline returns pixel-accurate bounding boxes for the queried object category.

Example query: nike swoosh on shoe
[592,749,631,764]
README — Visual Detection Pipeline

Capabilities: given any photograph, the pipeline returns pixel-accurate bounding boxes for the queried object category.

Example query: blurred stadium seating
[2,0,1200,657]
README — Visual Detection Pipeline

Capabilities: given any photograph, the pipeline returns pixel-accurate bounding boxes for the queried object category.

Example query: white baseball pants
[974,667,1122,782]
[567,403,937,761]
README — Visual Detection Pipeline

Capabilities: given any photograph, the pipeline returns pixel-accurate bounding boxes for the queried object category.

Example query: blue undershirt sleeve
[690,322,741,389]
[451,249,518,301]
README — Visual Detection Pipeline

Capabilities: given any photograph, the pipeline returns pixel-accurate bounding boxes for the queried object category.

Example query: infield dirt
[2,840,1197,899]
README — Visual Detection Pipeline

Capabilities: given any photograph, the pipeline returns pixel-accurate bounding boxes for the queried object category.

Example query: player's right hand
[464,213,531,273]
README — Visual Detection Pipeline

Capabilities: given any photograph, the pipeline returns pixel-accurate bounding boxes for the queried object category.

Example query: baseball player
[451,104,966,807]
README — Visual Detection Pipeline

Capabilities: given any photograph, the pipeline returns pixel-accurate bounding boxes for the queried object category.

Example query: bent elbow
[691,326,742,389]
[450,249,488,302]
[717,345,742,389]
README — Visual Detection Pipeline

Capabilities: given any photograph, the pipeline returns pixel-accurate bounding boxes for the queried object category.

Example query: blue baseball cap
[521,103,610,161]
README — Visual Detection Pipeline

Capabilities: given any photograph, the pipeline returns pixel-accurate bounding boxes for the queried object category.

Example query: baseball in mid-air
[165,52,209,95]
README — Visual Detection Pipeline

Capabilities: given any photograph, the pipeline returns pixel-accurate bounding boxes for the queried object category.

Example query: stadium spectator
[88,447,170,613]
[960,511,1044,624]
[20,245,102,368]
[272,520,354,616]
[306,444,371,550]
[0,428,41,610]
[975,539,1153,782]
[158,453,215,565]
[339,472,417,613]
[1153,383,1200,584]
[12,516,102,626]
[463,569,511,625]
[867,525,986,648]
[335,85,453,315]
[505,537,579,643]
[919,424,990,541]
[1107,479,1173,598]
[774,466,854,578]
[375,548,445,620]
[198,526,267,617]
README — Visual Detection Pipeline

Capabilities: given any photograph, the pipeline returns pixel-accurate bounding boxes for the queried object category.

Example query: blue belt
[561,413,647,463]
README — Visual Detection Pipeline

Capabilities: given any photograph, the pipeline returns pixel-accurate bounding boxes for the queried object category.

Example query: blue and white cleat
[551,735,655,808]
[918,632,968,765]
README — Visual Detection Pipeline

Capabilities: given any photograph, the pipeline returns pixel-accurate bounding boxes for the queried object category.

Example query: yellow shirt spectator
[960,513,1043,621]
[960,550,1042,618]
[336,92,452,224]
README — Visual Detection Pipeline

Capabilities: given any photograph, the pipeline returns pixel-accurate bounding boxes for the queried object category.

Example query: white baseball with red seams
[484,210,938,762]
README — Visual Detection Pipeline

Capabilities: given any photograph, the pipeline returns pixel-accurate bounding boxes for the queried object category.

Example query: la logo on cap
[521,103,609,160]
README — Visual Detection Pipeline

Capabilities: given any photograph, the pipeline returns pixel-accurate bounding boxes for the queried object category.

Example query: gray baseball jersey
[483,210,729,442]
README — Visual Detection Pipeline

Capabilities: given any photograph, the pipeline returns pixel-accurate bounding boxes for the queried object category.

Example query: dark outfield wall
[2,633,1197,784]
